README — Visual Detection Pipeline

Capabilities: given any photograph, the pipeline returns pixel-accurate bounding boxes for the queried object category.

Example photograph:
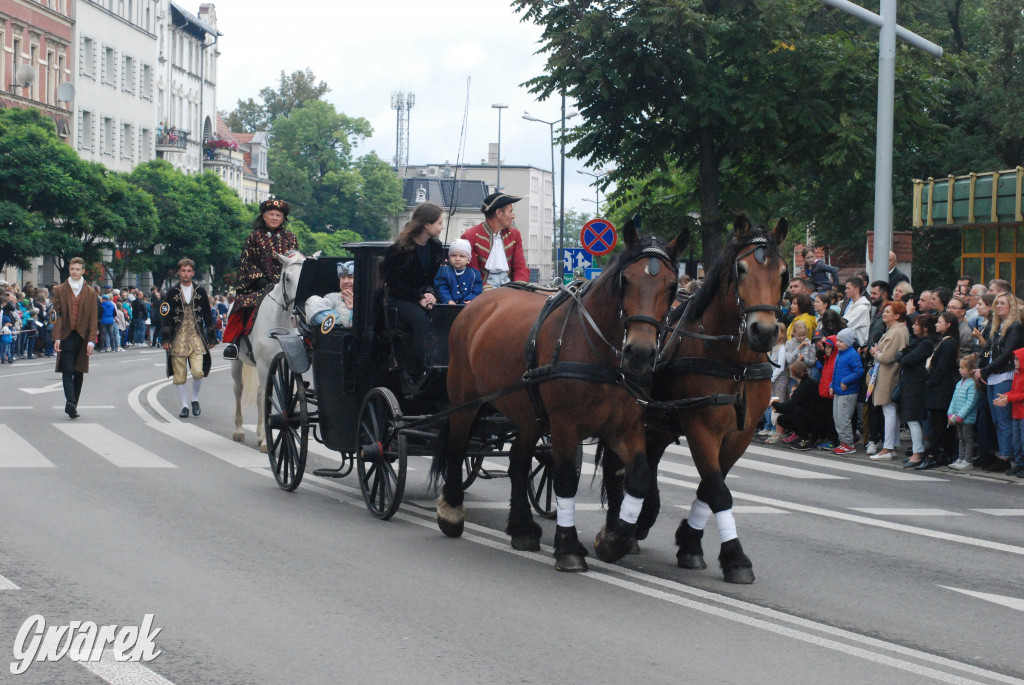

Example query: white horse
[231,250,305,452]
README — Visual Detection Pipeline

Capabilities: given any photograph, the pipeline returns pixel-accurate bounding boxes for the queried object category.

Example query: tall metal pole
[870,0,896,285]
[492,103,508,192]
[559,95,567,280]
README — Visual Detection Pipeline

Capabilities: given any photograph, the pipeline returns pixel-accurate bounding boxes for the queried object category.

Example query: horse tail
[427,422,449,492]
[240,364,258,408]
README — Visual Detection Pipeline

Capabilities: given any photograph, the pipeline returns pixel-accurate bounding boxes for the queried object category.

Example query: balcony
[203,149,236,166]
[156,129,190,151]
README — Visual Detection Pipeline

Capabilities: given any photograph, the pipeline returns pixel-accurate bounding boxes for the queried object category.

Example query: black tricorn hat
[260,198,289,216]
[481,192,521,214]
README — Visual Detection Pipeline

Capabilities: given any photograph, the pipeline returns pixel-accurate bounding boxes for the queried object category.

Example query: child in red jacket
[992,348,1024,476]
[814,334,840,449]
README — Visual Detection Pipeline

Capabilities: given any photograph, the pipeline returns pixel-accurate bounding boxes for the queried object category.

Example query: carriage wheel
[357,388,407,520]
[528,438,584,519]
[264,352,308,491]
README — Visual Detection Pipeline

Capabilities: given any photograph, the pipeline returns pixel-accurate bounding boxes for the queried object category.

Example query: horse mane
[682,224,778,324]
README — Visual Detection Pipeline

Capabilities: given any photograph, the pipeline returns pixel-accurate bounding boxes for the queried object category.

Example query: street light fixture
[577,168,609,216]
[523,108,578,281]
[491,103,508,193]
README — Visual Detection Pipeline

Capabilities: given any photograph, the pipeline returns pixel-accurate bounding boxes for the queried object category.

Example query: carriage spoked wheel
[357,387,407,520]
[264,352,309,491]
[528,438,584,519]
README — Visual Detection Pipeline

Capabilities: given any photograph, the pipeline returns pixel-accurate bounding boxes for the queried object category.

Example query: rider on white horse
[222,198,298,360]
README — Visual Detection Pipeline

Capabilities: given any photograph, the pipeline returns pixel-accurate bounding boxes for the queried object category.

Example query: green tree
[101,172,159,288]
[269,100,402,238]
[223,68,331,132]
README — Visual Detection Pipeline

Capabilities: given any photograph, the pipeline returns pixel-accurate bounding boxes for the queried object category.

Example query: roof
[169,2,221,39]
[402,178,487,209]
[867,231,913,263]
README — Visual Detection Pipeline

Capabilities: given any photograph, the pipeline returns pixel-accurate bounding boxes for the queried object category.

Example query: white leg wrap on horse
[687,499,712,531]
[715,508,738,543]
[556,497,575,528]
[620,493,644,525]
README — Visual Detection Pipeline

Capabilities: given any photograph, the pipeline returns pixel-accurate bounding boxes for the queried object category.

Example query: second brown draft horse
[602,215,789,583]
[432,217,687,572]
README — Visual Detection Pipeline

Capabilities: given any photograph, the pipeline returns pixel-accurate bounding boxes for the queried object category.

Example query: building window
[121,123,132,159]
[530,204,539,223]
[141,128,151,160]
[81,37,95,78]
[102,117,114,155]
[102,46,116,85]
[47,49,56,104]
[30,43,39,100]
[531,175,540,193]
[141,64,152,98]
[80,110,93,150]
[122,55,134,93]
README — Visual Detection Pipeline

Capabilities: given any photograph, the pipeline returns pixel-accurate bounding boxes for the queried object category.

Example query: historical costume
[222,198,298,358]
[160,266,216,418]
[51,263,99,419]
[461,192,530,286]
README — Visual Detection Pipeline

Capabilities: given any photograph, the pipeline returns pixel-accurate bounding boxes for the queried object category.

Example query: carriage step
[313,466,352,478]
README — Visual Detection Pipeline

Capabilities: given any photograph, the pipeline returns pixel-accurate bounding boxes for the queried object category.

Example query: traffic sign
[580,218,617,256]
[562,273,575,285]
[561,248,593,275]
[585,268,603,280]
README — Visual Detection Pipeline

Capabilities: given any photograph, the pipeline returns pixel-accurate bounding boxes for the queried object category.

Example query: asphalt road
[1,346,1022,685]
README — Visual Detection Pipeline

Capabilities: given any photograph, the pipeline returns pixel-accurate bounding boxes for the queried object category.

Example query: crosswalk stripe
[970,509,1024,516]
[54,424,176,468]
[674,504,788,515]
[150,422,267,468]
[742,444,946,481]
[0,573,18,590]
[0,425,55,467]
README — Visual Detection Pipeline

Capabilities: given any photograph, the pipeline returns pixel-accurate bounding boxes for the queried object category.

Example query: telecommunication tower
[391,90,415,174]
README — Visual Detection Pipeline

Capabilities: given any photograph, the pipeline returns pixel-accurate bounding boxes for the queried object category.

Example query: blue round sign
[580,218,617,256]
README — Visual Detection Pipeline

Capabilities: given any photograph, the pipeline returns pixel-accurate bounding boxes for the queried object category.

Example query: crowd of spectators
[0,277,233,361]
[756,251,1024,479]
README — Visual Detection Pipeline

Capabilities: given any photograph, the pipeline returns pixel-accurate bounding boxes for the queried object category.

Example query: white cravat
[485,231,509,274]
[69,277,84,297]
[181,283,193,303]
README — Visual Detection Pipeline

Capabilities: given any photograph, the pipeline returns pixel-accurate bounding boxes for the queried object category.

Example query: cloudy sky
[207,0,604,215]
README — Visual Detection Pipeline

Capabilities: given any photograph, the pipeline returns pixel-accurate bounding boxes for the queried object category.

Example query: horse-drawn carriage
[260,242,567,521]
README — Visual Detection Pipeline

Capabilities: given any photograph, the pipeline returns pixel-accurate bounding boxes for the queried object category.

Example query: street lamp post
[523,107,578,282]
[491,103,508,193]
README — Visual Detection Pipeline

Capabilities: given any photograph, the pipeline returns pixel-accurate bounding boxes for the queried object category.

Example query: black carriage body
[293,243,392,453]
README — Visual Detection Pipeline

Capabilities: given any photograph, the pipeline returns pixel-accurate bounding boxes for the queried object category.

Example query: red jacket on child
[999,348,1024,419]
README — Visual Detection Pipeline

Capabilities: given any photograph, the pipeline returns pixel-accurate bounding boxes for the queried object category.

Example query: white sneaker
[757,429,773,437]
[865,441,878,456]
[949,459,971,470]
[869,450,894,460]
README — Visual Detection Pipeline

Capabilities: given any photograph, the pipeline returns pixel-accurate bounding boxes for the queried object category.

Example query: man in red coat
[461,192,530,287]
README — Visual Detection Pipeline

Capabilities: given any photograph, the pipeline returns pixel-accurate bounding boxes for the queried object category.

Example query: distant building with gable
[202,113,271,205]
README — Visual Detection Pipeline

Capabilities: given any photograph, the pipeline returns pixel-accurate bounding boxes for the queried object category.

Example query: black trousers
[59,332,85,406]
[392,298,433,371]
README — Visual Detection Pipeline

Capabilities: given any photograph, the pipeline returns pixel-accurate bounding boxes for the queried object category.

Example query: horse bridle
[265,262,301,313]
[730,236,785,322]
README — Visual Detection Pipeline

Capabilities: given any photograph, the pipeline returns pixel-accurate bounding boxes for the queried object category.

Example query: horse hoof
[259,443,268,454]
[676,553,707,570]
[593,523,635,564]
[436,498,466,538]
[628,538,641,555]
[511,533,541,551]
[232,432,244,442]
[554,553,589,573]
[723,567,756,584]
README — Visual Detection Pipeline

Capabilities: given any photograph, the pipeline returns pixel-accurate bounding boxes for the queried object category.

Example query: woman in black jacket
[771,361,831,450]
[974,292,1024,471]
[381,201,446,371]
[898,314,936,467]
[919,312,961,469]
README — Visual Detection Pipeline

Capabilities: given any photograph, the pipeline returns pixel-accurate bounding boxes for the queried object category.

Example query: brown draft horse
[602,215,789,583]
[431,218,687,572]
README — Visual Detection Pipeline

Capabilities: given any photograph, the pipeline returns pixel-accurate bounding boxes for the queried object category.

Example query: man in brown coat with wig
[51,257,98,418]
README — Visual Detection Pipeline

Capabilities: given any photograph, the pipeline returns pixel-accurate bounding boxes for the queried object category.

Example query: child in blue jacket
[434,238,483,305]
[947,353,980,470]
[830,327,864,454]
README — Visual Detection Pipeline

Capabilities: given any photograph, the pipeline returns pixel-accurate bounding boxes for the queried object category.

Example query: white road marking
[851,508,962,516]
[940,586,1024,613]
[673,504,787,515]
[20,381,63,395]
[742,443,947,481]
[0,406,32,410]
[0,425,55,467]
[49,405,116,410]
[150,422,268,468]
[972,509,1024,516]
[411,500,604,511]
[79,650,175,685]
[0,573,18,590]
[667,443,847,480]
[54,424,176,468]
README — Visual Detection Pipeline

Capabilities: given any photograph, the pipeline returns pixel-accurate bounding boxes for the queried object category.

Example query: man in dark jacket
[888,251,910,291]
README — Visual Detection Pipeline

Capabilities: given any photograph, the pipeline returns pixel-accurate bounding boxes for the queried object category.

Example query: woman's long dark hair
[396,202,443,250]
